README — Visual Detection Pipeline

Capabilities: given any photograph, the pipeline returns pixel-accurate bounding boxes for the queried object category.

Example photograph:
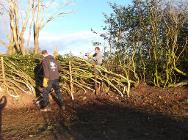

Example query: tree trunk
[8,0,21,54]
[34,30,40,54]
[19,0,32,55]
[34,0,40,55]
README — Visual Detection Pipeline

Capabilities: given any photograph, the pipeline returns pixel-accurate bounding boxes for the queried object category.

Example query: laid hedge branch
[0,56,35,98]
[58,56,136,97]
[1,55,137,98]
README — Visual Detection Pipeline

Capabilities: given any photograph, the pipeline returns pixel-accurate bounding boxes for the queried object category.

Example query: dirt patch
[0,93,35,109]
[0,85,188,140]
[130,83,188,115]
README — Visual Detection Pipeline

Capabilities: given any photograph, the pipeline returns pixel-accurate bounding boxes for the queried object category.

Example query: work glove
[88,54,93,59]
[86,54,93,59]
[43,77,48,88]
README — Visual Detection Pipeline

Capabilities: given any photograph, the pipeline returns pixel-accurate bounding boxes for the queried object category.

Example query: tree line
[101,0,188,87]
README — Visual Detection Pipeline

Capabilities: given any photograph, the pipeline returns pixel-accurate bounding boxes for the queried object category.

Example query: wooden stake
[1,57,7,93]
[94,64,99,95]
[1,57,5,83]
[69,61,74,100]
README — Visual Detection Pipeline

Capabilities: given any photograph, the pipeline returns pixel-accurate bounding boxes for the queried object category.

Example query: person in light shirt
[85,47,103,65]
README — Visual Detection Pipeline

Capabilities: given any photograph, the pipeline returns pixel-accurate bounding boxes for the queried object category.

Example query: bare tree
[0,0,33,55]
[32,0,71,54]
[0,0,71,55]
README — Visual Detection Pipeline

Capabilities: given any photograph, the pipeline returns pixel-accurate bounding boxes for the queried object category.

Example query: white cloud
[40,31,96,41]
[28,30,103,56]
[0,29,104,55]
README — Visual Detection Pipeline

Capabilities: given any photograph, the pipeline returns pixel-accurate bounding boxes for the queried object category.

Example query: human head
[95,47,100,53]
[41,50,48,57]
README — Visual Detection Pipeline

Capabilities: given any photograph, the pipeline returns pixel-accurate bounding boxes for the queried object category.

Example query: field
[1,84,188,140]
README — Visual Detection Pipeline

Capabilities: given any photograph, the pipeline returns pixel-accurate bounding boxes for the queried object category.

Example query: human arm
[42,59,50,79]
[42,59,49,87]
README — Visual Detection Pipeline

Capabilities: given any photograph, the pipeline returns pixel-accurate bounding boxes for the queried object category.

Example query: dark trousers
[42,79,63,108]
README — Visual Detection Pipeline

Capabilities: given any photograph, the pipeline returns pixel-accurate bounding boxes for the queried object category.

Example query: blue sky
[0,0,132,56]
[44,0,131,33]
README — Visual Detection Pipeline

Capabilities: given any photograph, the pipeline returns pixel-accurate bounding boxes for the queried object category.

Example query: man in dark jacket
[41,50,64,111]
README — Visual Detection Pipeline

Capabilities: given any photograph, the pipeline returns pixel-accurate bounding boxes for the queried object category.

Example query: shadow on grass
[58,98,188,140]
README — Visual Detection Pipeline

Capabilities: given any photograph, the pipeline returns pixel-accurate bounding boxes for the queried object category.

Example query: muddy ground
[0,84,188,140]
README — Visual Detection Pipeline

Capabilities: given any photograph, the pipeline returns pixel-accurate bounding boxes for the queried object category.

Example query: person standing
[88,47,103,94]
[41,50,64,111]
[92,47,103,66]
